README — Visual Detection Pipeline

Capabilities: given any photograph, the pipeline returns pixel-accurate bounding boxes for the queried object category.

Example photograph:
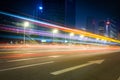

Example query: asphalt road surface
[0,47,120,80]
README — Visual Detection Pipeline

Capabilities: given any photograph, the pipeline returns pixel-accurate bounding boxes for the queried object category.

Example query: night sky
[76,0,120,28]
[0,0,120,27]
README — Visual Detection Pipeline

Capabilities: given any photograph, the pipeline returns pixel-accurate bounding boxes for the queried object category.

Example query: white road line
[0,61,54,72]
[48,55,62,58]
[118,76,120,80]
[7,55,62,62]
[51,60,104,75]
[7,57,47,62]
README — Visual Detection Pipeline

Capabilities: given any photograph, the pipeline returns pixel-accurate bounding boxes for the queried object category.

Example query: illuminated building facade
[98,19,118,39]
[98,20,106,35]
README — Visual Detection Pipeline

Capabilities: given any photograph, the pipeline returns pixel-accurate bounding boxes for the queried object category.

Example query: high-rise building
[34,0,76,28]
[86,16,96,33]
[98,19,118,39]
[98,20,106,35]
[65,0,76,28]
[106,19,118,39]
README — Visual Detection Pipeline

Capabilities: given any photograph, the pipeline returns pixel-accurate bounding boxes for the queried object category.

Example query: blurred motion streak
[0,11,120,43]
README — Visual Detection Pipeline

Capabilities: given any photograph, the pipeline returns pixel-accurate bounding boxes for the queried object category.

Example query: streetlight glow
[96,38,99,40]
[69,33,74,36]
[24,21,29,27]
[39,6,43,10]
[52,29,58,34]
[23,21,29,44]
[80,35,84,38]
[52,29,59,42]
[69,33,74,43]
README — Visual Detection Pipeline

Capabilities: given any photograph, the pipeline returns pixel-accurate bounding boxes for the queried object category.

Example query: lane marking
[0,61,54,72]
[48,55,62,58]
[51,60,104,75]
[118,76,120,80]
[7,57,47,62]
[7,55,62,62]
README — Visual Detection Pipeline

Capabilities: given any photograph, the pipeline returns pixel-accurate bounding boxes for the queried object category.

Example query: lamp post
[80,35,84,39]
[23,21,29,44]
[52,29,58,42]
[38,6,43,13]
[96,38,99,43]
[79,35,84,43]
[64,33,67,43]
[69,33,74,43]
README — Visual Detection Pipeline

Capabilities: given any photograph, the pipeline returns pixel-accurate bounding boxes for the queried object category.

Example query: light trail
[0,25,98,44]
[0,11,120,43]
[0,25,76,40]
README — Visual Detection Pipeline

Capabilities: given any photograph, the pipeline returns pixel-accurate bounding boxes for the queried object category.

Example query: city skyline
[0,0,120,28]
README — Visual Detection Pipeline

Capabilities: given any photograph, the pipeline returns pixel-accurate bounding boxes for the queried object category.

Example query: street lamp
[69,33,74,36]
[96,38,99,43]
[79,35,84,42]
[96,38,99,40]
[80,35,84,38]
[69,32,74,43]
[39,6,43,10]
[52,29,58,42]
[38,6,43,13]
[23,21,29,44]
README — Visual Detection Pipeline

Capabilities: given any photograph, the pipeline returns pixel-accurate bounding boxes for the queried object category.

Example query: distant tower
[65,0,76,28]
[105,19,110,37]
[98,18,118,39]
[86,16,96,33]
[105,19,118,39]
[98,20,106,35]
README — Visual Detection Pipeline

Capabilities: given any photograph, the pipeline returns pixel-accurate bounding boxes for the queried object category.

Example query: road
[0,45,120,80]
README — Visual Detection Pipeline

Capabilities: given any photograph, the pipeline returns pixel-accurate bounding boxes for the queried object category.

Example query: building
[65,0,76,28]
[98,19,118,39]
[34,0,76,28]
[98,20,106,35]
[86,16,96,33]
[106,19,118,39]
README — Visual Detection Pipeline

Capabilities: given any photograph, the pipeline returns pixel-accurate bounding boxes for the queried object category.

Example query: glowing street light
[24,21,29,27]
[80,35,84,38]
[39,6,43,10]
[23,21,29,44]
[96,38,99,40]
[52,29,59,42]
[38,6,43,13]
[69,32,74,43]
[95,38,99,43]
[52,29,58,34]
[69,32,74,36]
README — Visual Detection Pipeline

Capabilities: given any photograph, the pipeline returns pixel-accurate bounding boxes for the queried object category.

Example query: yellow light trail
[36,23,120,44]
[0,11,119,44]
